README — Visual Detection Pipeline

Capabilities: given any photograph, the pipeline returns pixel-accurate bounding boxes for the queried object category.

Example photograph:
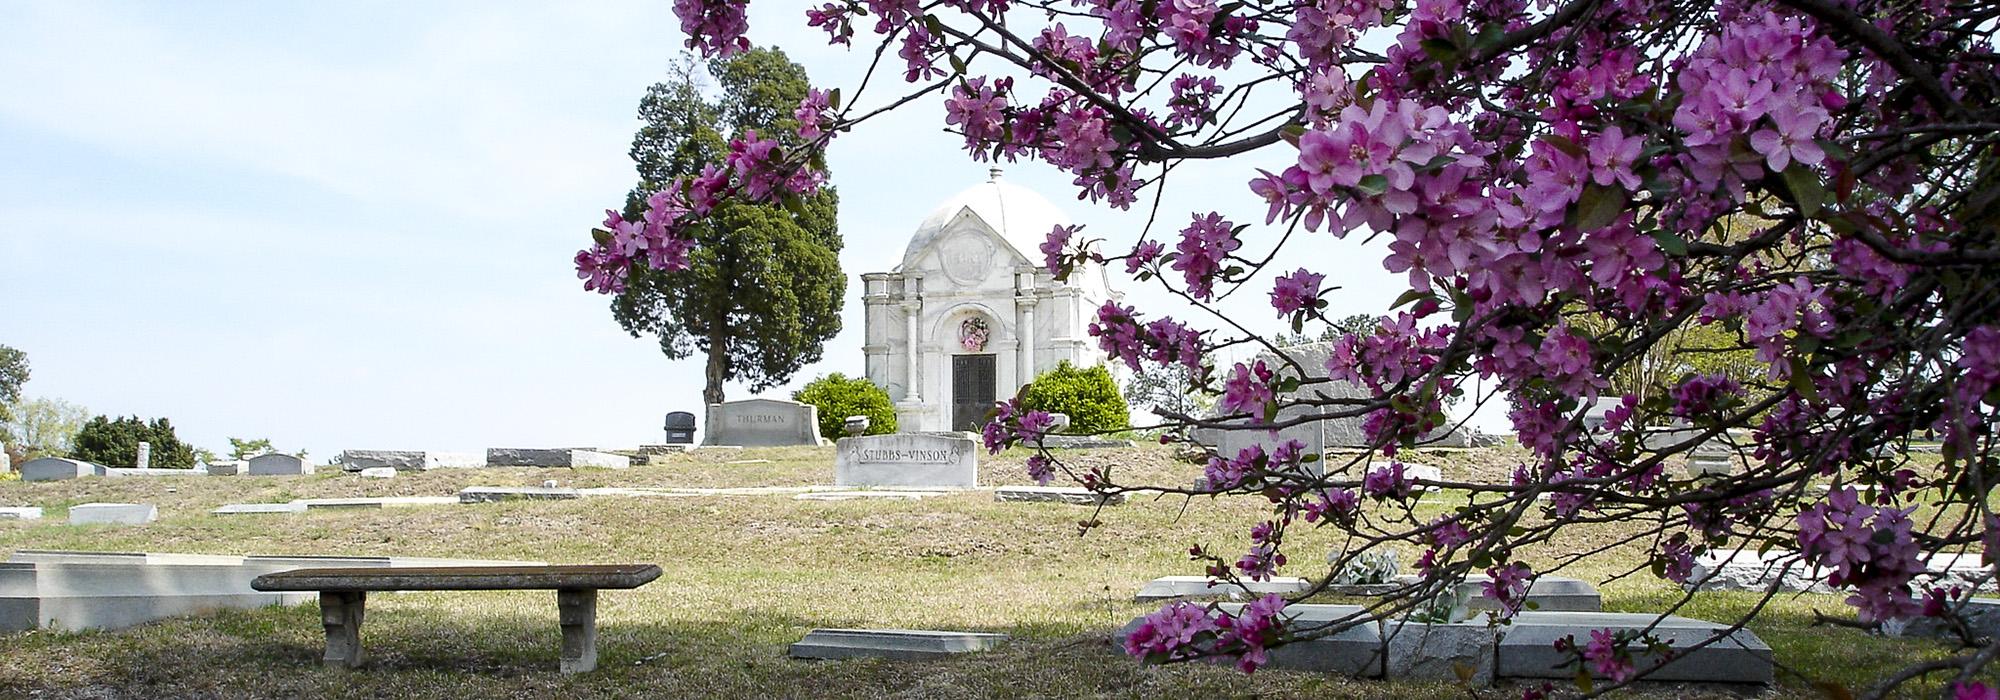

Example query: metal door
[951,354,997,432]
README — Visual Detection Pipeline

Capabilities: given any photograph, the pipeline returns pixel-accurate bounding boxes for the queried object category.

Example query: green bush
[1019,361,1129,434]
[792,373,898,440]
[70,415,196,468]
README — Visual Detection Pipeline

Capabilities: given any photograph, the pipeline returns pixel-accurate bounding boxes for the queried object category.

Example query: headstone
[19,457,107,482]
[206,460,244,476]
[703,398,825,447]
[0,507,43,520]
[67,503,157,526]
[246,453,312,476]
[993,485,1124,505]
[1038,435,1138,449]
[134,441,151,469]
[1129,604,1379,675]
[1580,398,1623,432]
[211,502,308,515]
[458,486,582,504]
[793,490,950,501]
[1453,575,1602,613]
[1133,575,1312,602]
[662,411,697,444]
[358,467,396,479]
[1189,343,1477,454]
[338,450,484,471]
[484,448,630,469]
[1495,611,1773,684]
[833,433,977,488]
[105,468,202,477]
[1889,598,2000,641]
[294,496,458,510]
[789,629,1009,660]
[843,415,870,437]
[0,443,11,474]
[1685,549,1832,593]
[1382,619,1499,684]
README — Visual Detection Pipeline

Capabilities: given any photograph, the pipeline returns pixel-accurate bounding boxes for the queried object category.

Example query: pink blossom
[1269,268,1325,316]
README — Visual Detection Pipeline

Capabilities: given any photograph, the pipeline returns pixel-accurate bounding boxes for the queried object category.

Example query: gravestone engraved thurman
[702,398,826,447]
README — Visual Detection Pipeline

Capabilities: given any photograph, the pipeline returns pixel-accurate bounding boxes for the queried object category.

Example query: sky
[0,2,1508,461]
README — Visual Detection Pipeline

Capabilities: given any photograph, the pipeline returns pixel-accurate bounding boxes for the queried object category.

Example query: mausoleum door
[951,354,997,432]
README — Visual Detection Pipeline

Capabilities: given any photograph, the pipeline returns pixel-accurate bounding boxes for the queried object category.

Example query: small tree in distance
[71,415,195,469]
[1019,361,1129,435]
[792,373,896,441]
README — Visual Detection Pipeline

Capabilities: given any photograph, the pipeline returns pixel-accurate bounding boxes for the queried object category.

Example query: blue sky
[0,2,1499,460]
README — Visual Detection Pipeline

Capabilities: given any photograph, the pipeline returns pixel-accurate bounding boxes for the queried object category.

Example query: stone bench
[252,564,660,674]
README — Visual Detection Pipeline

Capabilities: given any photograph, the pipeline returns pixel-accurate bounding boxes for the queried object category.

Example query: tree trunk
[703,327,727,405]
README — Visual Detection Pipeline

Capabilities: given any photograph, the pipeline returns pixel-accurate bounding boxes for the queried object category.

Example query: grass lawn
[0,444,1986,698]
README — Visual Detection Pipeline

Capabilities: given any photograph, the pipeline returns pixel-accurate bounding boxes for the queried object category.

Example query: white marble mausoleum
[861,169,1118,432]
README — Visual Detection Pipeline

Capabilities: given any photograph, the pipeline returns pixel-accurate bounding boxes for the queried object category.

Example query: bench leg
[557,588,598,674]
[320,591,366,668]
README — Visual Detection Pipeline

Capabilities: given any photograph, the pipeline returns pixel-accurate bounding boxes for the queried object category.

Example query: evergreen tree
[611,48,842,405]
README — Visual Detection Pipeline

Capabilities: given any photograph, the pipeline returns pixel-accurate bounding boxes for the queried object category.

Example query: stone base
[212,503,308,515]
[789,629,1009,661]
[1133,576,1312,602]
[458,486,582,504]
[993,485,1125,505]
[0,507,42,520]
[833,434,978,488]
[68,504,157,525]
[1496,611,1772,684]
[485,448,631,469]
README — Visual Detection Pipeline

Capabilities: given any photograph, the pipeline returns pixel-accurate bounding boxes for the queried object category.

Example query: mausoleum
[860,169,1118,431]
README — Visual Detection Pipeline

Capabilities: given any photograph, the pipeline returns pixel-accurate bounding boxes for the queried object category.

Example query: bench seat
[253,564,660,674]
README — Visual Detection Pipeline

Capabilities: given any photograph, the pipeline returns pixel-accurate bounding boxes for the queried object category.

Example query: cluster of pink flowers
[1796,487,1925,622]
[1480,562,1534,617]
[1216,361,1275,421]
[980,398,1053,454]
[1361,462,1412,501]
[1087,301,1204,372]
[1670,10,1844,203]
[1122,594,1289,673]
[1671,374,1744,419]
[671,0,750,58]
[1170,213,1240,300]
[1269,268,1324,317]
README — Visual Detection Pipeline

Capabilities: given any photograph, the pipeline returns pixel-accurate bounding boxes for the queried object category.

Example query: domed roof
[900,168,1111,298]
[902,167,1072,268]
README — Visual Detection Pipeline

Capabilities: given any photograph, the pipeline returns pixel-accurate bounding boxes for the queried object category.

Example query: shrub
[792,373,897,440]
[1019,361,1129,435]
[70,415,195,468]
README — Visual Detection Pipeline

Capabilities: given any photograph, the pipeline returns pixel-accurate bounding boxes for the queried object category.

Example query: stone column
[321,591,367,668]
[904,274,924,401]
[135,442,151,469]
[1017,297,1038,384]
[558,588,599,674]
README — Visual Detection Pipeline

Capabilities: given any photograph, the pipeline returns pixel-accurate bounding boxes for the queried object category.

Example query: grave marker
[703,398,825,447]
[833,433,977,488]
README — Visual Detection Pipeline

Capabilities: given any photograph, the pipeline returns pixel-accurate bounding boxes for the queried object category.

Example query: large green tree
[3,397,87,461]
[611,49,842,405]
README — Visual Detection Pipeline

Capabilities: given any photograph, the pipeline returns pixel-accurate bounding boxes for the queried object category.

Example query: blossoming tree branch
[576,0,2000,695]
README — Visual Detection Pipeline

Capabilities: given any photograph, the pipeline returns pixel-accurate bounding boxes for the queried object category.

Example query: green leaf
[1649,230,1688,256]
[590,228,612,246]
[1539,134,1585,158]
[1356,174,1389,196]
[1788,356,1821,402]
[1280,124,1306,147]
[1783,164,1824,217]
[826,88,842,111]
[1569,183,1626,231]
[1390,289,1434,310]
[1420,38,1459,64]
[947,52,967,75]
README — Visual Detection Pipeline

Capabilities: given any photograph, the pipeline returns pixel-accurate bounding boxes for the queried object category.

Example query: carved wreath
[959,317,990,351]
